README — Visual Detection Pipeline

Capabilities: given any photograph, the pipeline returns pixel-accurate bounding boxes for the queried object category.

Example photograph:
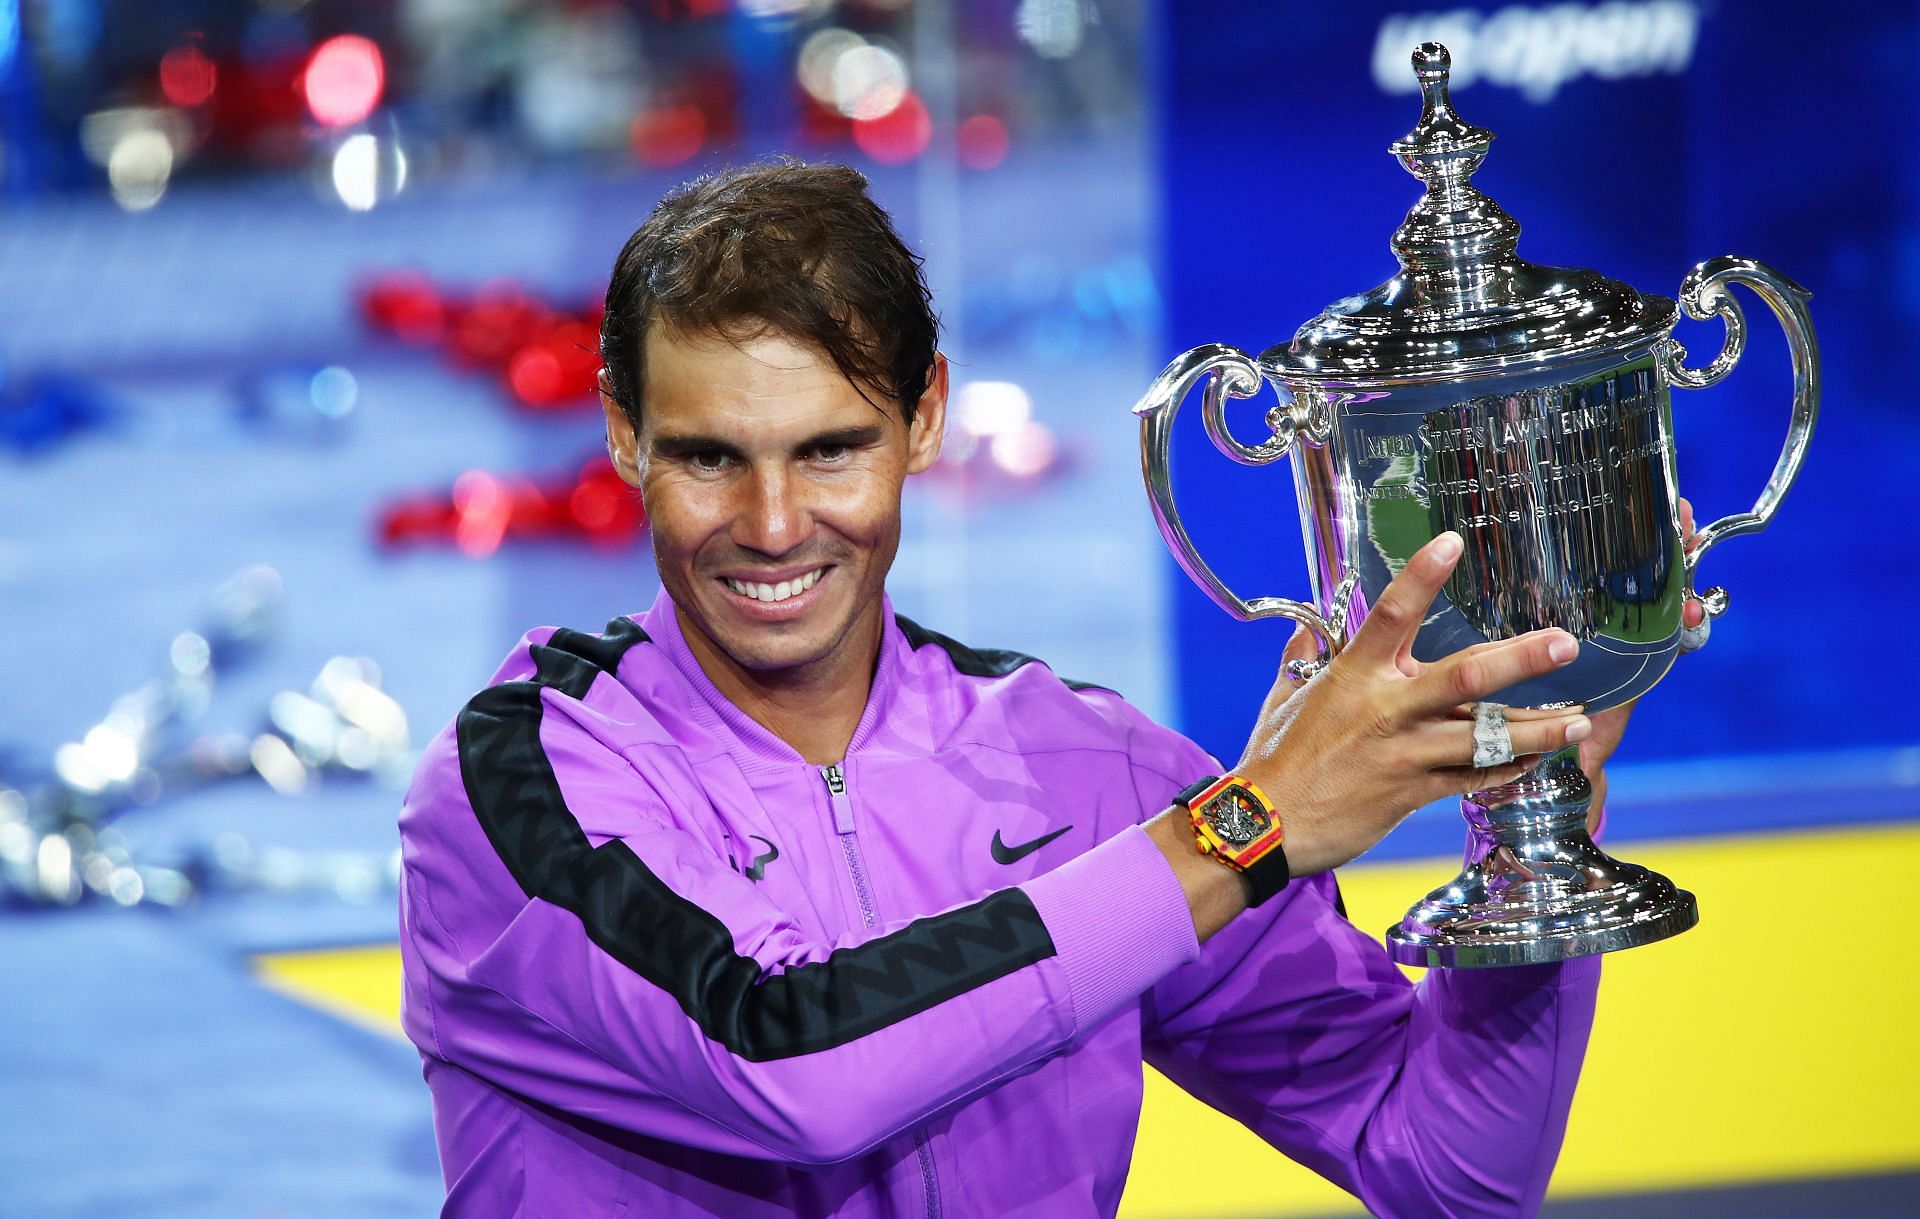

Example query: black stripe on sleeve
[455,616,1058,1062]
[895,614,1111,694]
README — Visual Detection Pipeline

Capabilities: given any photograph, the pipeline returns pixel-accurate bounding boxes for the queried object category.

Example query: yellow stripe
[254,941,404,1038]
[255,822,1920,1215]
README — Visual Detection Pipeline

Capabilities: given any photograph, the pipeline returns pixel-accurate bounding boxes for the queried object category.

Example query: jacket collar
[639,587,908,770]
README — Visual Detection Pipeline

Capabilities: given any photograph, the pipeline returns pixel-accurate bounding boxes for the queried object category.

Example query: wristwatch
[1173,774,1291,906]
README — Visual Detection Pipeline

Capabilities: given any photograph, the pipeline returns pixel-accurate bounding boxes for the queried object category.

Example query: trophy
[1133,44,1818,967]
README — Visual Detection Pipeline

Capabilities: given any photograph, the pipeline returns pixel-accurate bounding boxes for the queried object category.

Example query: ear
[599,368,642,487]
[903,352,948,476]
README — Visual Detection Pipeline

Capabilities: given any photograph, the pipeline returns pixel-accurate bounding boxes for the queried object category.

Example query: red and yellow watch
[1173,774,1291,906]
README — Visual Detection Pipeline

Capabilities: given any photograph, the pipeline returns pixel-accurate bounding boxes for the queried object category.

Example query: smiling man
[398,162,1653,1219]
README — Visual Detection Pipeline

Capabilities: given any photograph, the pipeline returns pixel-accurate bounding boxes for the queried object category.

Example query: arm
[1142,871,1598,1219]
[1132,513,1704,1217]
[1146,530,1595,944]
[399,676,1200,1166]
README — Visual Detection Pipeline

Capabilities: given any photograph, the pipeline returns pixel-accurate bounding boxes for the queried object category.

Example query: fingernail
[1432,531,1463,561]
[1548,634,1579,663]
[1566,716,1591,742]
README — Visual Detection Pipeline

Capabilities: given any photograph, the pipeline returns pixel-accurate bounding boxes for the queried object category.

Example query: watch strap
[1237,836,1291,907]
[1172,775,1221,808]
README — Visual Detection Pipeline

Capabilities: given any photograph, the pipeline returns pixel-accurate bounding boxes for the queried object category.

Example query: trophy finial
[1412,42,1451,91]
[1386,41,1519,298]
[1391,41,1494,178]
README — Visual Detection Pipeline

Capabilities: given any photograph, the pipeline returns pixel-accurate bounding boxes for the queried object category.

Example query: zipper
[911,1130,941,1219]
[821,763,874,926]
[818,763,940,1219]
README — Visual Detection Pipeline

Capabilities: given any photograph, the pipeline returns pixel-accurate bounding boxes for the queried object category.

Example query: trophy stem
[1385,745,1697,968]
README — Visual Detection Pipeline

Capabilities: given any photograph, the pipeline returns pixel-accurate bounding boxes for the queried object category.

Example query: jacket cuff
[1021,824,1200,1035]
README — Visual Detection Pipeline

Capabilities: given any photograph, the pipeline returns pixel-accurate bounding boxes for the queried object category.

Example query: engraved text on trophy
[1414,360,1676,641]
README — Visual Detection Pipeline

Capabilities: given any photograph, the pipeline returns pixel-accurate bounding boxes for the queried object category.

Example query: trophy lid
[1266,43,1676,385]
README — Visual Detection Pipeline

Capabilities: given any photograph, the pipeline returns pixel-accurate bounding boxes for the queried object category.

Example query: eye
[810,443,852,464]
[689,449,731,473]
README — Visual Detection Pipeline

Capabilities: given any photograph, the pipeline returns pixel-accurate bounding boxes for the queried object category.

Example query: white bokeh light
[1016,0,1086,59]
[831,43,908,120]
[798,28,865,104]
[331,133,407,212]
[107,128,174,211]
[955,381,1034,438]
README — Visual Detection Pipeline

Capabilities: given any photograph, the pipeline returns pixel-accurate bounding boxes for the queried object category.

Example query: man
[399,161,1681,1218]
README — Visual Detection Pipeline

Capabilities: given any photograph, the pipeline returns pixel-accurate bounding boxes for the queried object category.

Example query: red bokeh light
[646,0,728,18]
[360,271,447,346]
[851,90,931,165]
[568,459,646,545]
[956,114,1010,171]
[360,269,608,412]
[508,347,564,407]
[509,320,601,409]
[303,35,385,128]
[378,458,646,554]
[160,43,218,108]
[452,283,550,370]
[630,103,708,167]
[450,471,513,557]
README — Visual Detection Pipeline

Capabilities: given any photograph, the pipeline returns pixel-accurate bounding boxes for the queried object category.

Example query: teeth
[726,569,824,604]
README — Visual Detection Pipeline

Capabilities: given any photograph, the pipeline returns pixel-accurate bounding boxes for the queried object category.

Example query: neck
[675,602,883,765]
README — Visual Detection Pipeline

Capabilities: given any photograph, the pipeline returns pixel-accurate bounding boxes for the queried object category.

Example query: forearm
[1144,869,1602,1219]
[1143,805,1248,942]
[1354,958,1601,1218]
[413,823,1202,1165]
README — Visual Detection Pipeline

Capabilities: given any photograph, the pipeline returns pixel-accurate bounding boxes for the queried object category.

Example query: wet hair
[599,158,938,429]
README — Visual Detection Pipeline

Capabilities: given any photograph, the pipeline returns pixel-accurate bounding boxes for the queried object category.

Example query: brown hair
[599,159,938,429]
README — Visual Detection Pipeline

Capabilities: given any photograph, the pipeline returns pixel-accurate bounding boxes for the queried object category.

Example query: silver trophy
[1133,43,1818,967]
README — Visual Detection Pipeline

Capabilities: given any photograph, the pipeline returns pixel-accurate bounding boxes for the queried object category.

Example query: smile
[723,568,825,604]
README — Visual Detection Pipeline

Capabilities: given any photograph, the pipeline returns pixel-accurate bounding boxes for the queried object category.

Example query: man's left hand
[1273,499,1709,837]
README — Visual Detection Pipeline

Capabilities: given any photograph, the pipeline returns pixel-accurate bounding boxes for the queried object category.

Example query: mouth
[719,566,828,608]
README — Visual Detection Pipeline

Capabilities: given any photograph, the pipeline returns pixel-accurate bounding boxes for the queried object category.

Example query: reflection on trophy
[1133,43,1818,967]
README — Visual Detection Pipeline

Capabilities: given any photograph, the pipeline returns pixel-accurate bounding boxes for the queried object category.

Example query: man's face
[602,324,945,682]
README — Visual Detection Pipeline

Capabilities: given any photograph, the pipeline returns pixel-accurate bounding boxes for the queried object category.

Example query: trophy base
[1385,746,1698,969]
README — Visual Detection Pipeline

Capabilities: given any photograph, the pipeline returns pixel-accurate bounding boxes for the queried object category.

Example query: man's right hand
[1235,530,1589,877]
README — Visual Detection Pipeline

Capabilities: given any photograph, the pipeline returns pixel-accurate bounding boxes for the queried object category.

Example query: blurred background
[0,1,1911,1216]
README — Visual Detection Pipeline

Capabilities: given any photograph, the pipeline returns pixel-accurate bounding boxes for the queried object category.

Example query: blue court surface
[2,131,1914,1219]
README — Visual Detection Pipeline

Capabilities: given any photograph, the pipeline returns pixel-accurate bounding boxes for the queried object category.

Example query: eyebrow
[649,424,889,459]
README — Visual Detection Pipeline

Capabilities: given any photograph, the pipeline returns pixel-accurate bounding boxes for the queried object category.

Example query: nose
[731,463,809,556]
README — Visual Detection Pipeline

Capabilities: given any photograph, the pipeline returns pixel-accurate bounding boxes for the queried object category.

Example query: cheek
[641,481,724,557]
[815,480,902,548]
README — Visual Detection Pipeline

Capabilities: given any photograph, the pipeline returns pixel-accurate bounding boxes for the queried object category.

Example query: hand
[1235,532,1591,876]
[1576,496,1709,832]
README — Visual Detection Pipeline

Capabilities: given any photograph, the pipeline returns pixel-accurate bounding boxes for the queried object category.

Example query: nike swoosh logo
[743,835,779,882]
[991,824,1073,865]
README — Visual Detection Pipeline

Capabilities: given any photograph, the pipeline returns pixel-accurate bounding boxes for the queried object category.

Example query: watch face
[1203,787,1268,847]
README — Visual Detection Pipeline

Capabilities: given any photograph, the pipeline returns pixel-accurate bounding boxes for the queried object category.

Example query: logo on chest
[990,824,1073,865]
[726,834,781,882]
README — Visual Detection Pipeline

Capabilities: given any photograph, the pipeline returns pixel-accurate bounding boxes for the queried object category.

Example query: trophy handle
[1656,256,1819,642]
[1132,343,1337,679]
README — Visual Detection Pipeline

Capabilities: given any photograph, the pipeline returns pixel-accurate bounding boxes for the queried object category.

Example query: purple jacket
[398,590,1598,1218]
